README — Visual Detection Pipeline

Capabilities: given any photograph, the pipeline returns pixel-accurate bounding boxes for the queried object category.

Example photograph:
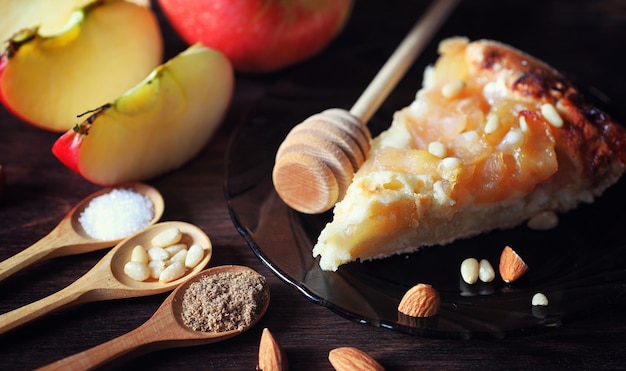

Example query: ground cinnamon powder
[181,270,268,332]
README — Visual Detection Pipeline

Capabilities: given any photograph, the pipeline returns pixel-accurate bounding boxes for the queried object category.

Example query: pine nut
[532,292,549,306]
[149,259,166,279]
[441,80,465,98]
[130,244,149,263]
[478,259,495,282]
[498,128,524,152]
[170,249,188,263]
[151,227,182,247]
[185,244,204,268]
[461,258,480,284]
[428,141,446,158]
[148,246,169,261]
[484,112,499,134]
[519,116,529,132]
[541,103,563,128]
[165,243,187,256]
[159,261,185,283]
[124,261,150,281]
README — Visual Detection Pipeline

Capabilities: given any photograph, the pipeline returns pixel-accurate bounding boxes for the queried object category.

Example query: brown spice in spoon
[181,270,268,332]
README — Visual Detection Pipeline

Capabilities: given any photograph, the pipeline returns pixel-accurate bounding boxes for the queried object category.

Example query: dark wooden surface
[2,1,626,369]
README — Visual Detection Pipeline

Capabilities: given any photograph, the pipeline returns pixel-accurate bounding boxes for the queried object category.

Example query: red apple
[157,0,354,73]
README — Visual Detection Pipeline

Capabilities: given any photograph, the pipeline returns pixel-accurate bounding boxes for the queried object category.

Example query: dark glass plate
[224,45,626,339]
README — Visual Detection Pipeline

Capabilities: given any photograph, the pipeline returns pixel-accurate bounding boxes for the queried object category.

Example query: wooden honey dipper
[272,0,459,214]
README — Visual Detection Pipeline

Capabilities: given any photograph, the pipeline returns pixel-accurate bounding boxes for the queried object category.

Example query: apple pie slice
[313,37,626,271]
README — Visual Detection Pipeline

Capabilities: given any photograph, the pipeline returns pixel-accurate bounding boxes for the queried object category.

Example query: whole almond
[329,347,385,371]
[257,328,288,371]
[499,245,529,283]
[397,283,440,317]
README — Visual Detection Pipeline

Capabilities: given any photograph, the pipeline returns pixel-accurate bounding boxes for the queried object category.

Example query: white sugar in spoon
[272,0,459,214]
[0,182,164,282]
[36,265,269,371]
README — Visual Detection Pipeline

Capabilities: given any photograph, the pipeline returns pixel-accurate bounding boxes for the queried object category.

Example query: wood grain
[2,1,626,369]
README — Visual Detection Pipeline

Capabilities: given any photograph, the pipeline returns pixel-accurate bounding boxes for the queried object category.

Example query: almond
[257,328,288,371]
[397,283,440,317]
[328,347,385,371]
[499,245,529,283]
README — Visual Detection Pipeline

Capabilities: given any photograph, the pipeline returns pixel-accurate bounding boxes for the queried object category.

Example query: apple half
[0,0,162,132]
[157,0,354,73]
[52,43,234,186]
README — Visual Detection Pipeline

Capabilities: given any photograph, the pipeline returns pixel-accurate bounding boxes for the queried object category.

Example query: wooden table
[2,1,626,369]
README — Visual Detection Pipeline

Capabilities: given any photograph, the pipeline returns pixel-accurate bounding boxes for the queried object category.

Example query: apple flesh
[0,0,162,132]
[52,44,234,186]
[157,0,354,73]
[0,0,150,43]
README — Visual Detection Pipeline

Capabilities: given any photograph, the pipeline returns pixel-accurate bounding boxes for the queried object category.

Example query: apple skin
[52,44,234,186]
[157,0,354,73]
[0,0,162,132]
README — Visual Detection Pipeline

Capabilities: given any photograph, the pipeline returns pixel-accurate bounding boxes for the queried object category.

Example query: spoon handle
[0,230,61,282]
[36,323,159,371]
[0,220,107,283]
[0,276,91,336]
[37,295,181,370]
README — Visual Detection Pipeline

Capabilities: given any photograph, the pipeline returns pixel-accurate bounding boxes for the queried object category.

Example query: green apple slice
[0,0,162,132]
[52,43,234,185]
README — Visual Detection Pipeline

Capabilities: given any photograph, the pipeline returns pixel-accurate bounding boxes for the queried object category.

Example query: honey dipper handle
[349,0,459,123]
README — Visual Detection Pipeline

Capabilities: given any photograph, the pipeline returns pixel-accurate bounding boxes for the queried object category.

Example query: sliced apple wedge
[0,0,150,44]
[52,43,234,186]
[0,0,162,132]
[1,0,86,43]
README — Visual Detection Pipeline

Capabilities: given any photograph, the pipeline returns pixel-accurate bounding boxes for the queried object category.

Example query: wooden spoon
[0,221,212,336]
[0,182,164,282]
[36,265,269,371]
[272,0,459,214]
